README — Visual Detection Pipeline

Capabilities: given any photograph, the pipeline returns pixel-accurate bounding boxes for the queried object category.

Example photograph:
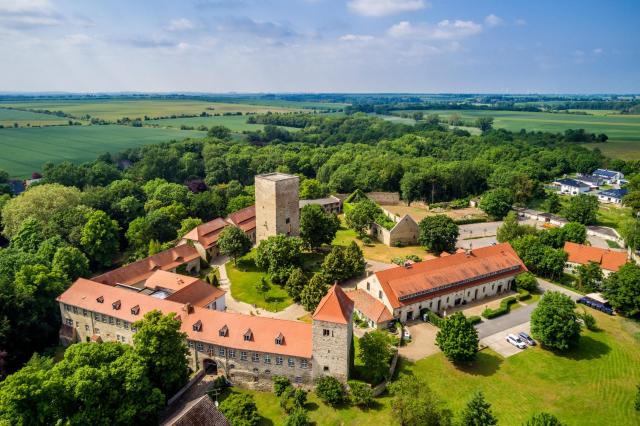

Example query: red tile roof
[345,289,393,324]
[58,278,312,358]
[375,243,526,309]
[93,245,201,286]
[564,242,627,272]
[183,218,230,249]
[312,285,354,324]
[226,205,256,232]
[166,280,226,308]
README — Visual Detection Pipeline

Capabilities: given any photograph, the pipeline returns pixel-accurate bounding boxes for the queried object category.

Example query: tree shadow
[551,335,611,361]
[304,401,320,412]
[454,351,503,377]
[257,417,274,426]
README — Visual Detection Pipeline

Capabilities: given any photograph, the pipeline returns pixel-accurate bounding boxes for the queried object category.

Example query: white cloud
[339,34,374,41]
[0,0,53,14]
[62,33,92,46]
[0,0,62,28]
[348,0,426,17]
[167,18,194,32]
[593,47,603,55]
[514,18,527,26]
[388,19,482,40]
[484,14,503,27]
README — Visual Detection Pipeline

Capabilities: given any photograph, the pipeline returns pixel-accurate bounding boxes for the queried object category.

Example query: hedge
[481,296,518,319]
[516,289,531,301]
[427,311,481,327]
[467,315,482,325]
[454,217,488,225]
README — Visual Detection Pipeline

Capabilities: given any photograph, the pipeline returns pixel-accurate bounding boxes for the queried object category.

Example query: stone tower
[311,285,354,382]
[255,172,300,243]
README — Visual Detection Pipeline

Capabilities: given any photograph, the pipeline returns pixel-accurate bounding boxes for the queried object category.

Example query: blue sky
[0,0,638,93]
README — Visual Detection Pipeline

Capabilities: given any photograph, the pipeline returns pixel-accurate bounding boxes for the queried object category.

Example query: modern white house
[592,169,624,184]
[556,178,591,195]
[597,188,628,205]
[574,175,602,189]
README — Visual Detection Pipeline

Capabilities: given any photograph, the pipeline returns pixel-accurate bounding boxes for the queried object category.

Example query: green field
[0,125,204,178]
[405,109,640,159]
[148,115,297,132]
[0,99,298,121]
[0,107,71,127]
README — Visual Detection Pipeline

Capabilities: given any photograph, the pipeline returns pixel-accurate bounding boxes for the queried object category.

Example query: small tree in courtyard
[602,262,640,316]
[285,268,307,302]
[299,204,340,249]
[348,380,374,408]
[515,272,539,292]
[300,272,330,311]
[219,393,260,426]
[479,188,513,220]
[436,312,479,362]
[575,261,603,292]
[315,376,346,406]
[345,199,381,237]
[218,225,252,265]
[459,390,498,426]
[531,292,581,351]
[418,214,459,254]
[358,330,396,384]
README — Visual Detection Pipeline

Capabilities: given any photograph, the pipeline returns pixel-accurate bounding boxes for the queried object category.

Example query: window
[112,300,121,310]
[123,322,129,330]
[193,320,203,332]
[285,217,290,224]
[94,313,100,321]
[244,329,253,341]
[288,357,295,367]
[196,342,204,352]
[94,328,100,334]
[85,324,90,331]
[131,327,137,332]
[252,353,259,362]
[323,365,329,372]
[378,290,383,299]
[323,329,330,337]
[72,306,78,314]
[264,354,271,364]
[82,309,88,317]
[188,341,195,349]
[116,319,121,327]
[218,347,225,357]
[101,315,107,323]
[276,356,283,365]
[228,349,236,359]
[65,304,71,311]
[96,296,104,303]
[65,318,73,326]
[301,360,308,369]
[295,376,302,384]
[366,281,370,290]
[240,351,248,361]
[131,305,140,315]
[275,333,284,345]
[109,316,115,325]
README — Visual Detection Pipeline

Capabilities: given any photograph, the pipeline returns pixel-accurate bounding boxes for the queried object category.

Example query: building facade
[563,241,628,277]
[255,173,300,243]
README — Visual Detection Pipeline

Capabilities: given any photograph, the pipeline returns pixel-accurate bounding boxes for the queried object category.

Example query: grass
[147,115,296,132]
[404,109,640,159]
[596,203,633,231]
[0,125,204,178]
[226,250,293,312]
[606,239,622,249]
[0,107,71,127]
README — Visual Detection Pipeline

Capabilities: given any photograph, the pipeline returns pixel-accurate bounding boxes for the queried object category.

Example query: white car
[506,333,527,349]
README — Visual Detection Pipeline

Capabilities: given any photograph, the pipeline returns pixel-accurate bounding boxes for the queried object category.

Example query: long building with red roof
[563,241,628,276]
[359,243,527,322]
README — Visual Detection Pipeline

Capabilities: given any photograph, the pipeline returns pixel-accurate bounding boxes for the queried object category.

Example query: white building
[592,169,624,185]
[597,188,628,205]
[556,178,591,195]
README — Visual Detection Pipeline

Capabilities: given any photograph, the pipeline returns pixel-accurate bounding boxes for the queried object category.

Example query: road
[475,278,582,339]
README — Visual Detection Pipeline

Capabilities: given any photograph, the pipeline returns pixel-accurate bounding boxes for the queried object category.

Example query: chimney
[183,303,194,315]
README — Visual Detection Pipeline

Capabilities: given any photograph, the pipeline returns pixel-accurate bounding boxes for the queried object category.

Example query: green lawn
[147,114,298,132]
[226,250,293,312]
[596,203,633,231]
[0,107,71,127]
[0,125,204,178]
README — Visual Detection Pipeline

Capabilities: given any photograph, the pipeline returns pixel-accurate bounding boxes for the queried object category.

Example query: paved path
[456,221,502,249]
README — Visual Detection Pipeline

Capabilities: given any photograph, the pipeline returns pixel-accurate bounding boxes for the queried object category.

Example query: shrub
[516,289,531,301]
[579,309,597,331]
[348,380,374,408]
[284,408,310,426]
[481,296,518,319]
[427,310,444,327]
[315,376,346,406]
[467,315,482,325]
[361,236,373,245]
[273,375,291,397]
[454,217,488,225]
[516,272,539,292]
[219,393,260,426]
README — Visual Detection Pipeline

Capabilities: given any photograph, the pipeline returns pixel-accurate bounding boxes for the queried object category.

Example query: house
[592,169,624,184]
[360,243,527,322]
[597,188,628,205]
[345,289,394,329]
[225,205,257,243]
[574,175,602,189]
[370,209,419,247]
[556,178,591,195]
[299,195,342,214]
[563,242,627,276]
[179,218,230,259]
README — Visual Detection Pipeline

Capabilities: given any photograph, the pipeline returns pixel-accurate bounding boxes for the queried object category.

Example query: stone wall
[311,319,352,383]
[255,174,300,243]
[366,192,400,205]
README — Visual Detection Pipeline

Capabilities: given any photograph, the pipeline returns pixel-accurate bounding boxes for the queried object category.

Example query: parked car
[403,329,411,340]
[518,332,536,346]
[506,333,527,349]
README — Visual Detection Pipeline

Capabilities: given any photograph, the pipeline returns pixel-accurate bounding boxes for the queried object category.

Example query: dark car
[518,331,536,346]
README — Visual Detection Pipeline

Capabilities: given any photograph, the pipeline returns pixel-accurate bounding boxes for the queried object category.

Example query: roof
[312,284,354,324]
[226,205,256,232]
[375,243,527,309]
[166,280,226,307]
[161,395,230,426]
[256,172,298,182]
[563,242,627,272]
[598,188,628,199]
[183,218,230,249]
[593,169,622,178]
[556,178,589,188]
[345,289,393,324]
[574,175,601,184]
[8,180,25,195]
[93,245,201,286]
[299,195,341,208]
[58,278,312,358]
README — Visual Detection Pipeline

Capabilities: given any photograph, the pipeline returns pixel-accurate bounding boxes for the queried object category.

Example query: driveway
[457,221,502,249]
[398,322,439,361]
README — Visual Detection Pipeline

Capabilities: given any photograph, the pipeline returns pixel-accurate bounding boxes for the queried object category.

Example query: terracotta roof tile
[375,243,526,309]
[161,395,230,426]
[345,289,393,324]
[312,284,354,324]
[564,242,627,272]
[183,218,230,249]
[226,205,256,232]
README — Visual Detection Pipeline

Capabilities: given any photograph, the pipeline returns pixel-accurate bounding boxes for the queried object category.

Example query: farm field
[148,114,297,132]
[0,99,299,121]
[400,109,640,159]
[0,125,204,178]
[0,107,71,127]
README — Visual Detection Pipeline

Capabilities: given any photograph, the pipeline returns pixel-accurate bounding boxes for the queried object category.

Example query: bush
[516,272,539,292]
[481,297,518,319]
[348,380,374,408]
[219,393,260,426]
[578,309,597,331]
[284,408,310,426]
[427,310,444,327]
[315,376,346,406]
[361,236,373,245]
[273,375,291,397]
[467,315,482,325]
[454,217,488,225]
[516,289,531,301]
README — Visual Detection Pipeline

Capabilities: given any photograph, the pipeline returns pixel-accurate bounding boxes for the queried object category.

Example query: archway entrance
[203,359,218,375]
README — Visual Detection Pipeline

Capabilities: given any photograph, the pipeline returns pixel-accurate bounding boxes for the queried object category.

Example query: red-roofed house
[180,217,230,259]
[563,242,628,276]
[225,205,256,243]
[361,243,527,322]
[345,289,394,329]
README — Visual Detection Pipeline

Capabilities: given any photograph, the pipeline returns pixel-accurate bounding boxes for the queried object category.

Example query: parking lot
[481,322,532,357]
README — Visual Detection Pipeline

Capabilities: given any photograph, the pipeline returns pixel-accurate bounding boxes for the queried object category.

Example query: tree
[542,192,561,213]
[622,191,640,213]
[177,217,202,238]
[10,217,48,254]
[321,246,349,283]
[511,235,567,279]
[345,199,381,237]
[81,210,120,267]
[218,225,252,265]
[208,125,232,140]
[299,178,326,199]
[1,183,82,238]
[299,204,340,249]
[284,408,310,426]
[418,215,459,254]
[358,330,395,384]
[400,172,423,205]
[273,375,292,397]
[255,235,303,276]
[132,310,189,396]
[561,222,587,244]
[315,376,345,406]
[575,261,603,292]
[635,384,640,411]
[435,312,479,362]
[515,272,539,292]
[531,292,581,350]
[348,380,374,408]
[524,412,565,426]
[475,116,494,132]
[344,241,366,277]
[300,272,330,311]
[459,390,498,426]
[52,246,90,281]
[479,188,513,220]
[389,375,452,426]
[227,195,254,213]
[563,194,598,225]
[219,392,260,426]
[285,268,307,302]
[497,211,538,243]
[620,218,640,251]
[602,262,640,316]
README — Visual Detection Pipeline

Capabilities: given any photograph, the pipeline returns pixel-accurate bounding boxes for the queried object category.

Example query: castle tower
[311,285,354,382]
[255,172,300,243]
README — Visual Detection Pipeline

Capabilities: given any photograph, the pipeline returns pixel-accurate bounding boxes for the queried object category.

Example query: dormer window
[243,329,253,341]
[192,320,202,332]
[112,300,121,310]
[275,333,284,345]
[131,305,140,315]
[96,296,104,303]
[219,325,228,337]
